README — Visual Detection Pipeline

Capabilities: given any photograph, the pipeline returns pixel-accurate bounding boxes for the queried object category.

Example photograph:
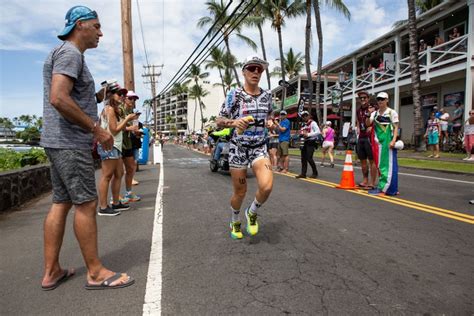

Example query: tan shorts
[278,141,289,156]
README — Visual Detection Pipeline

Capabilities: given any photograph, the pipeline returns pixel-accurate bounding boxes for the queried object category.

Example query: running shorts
[229,142,268,169]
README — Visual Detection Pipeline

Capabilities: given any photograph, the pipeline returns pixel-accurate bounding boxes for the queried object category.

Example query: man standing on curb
[40,6,134,290]
[275,110,290,173]
[355,91,377,189]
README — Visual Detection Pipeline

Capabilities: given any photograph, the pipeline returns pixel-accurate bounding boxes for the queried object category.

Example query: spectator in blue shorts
[40,6,134,291]
[275,110,291,173]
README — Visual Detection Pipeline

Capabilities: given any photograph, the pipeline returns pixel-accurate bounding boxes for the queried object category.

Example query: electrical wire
[159,0,239,95]
[136,0,150,67]
[164,0,258,93]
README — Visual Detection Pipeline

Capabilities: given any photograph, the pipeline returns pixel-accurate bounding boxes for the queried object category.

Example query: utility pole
[142,65,163,136]
[121,0,135,91]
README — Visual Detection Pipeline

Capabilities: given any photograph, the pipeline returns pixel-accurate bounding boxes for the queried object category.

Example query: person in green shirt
[211,127,231,161]
[121,91,141,202]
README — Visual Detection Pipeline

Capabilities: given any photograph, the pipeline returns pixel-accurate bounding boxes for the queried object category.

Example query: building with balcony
[272,0,473,145]
[155,80,224,135]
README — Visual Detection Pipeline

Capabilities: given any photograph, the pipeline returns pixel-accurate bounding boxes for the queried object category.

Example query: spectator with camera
[295,111,320,179]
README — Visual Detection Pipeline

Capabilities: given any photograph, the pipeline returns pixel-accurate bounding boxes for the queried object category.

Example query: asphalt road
[1,144,473,315]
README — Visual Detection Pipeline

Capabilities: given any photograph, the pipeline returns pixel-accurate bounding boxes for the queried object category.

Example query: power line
[161,0,258,95]
[159,0,238,95]
[136,0,150,67]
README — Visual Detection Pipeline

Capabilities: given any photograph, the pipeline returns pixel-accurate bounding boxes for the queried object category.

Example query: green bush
[0,148,48,172]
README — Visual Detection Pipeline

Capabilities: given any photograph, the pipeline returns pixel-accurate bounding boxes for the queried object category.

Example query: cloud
[0,0,409,119]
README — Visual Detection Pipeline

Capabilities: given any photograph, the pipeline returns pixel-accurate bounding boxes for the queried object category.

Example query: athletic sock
[249,198,262,215]
[126,187,131,192]
[231,207,240,223]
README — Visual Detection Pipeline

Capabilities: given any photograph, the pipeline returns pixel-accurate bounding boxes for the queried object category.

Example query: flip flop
[85,273,135,290]
[41,268,75,291]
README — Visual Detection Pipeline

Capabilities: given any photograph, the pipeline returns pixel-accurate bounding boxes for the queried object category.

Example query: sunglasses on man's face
[245,65,264,73]
[127,97,137,101]
[376,98,387,101]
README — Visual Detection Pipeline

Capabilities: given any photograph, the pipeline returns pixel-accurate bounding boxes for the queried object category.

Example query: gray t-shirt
[41,41,97,149]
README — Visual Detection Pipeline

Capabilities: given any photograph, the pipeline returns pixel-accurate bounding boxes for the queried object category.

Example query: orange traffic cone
[336,150,357,190]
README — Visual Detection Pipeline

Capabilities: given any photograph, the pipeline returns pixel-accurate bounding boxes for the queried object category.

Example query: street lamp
[336,70,346,150]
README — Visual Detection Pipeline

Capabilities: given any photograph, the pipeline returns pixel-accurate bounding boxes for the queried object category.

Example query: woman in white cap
[367,91,400,196]
[295,111,321,179]
[321,121,335,168]
[216,55,274,240]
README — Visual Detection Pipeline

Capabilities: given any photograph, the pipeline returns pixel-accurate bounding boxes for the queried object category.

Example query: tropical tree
[186,64,210,132]
[271,48,305,79]
[304,0,313,119]
[245,0,272,89]
[171,82,189,95]
[188,84,210,132]
[213,68,238,95]
[0,117,15,139]
[262,0,306,109]
[205,46,227,97]
[392,0,443,28]
[311,0,350,125]
[198,0,257,87]
[407,0,423,150]
[18,115,33,126]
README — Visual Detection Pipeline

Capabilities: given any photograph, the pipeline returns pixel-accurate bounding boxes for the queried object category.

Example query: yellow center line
[275,171,474,225]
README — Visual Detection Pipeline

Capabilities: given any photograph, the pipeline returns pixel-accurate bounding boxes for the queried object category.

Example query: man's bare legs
[42,202,73,287]
[360,159,377,187]
[42,200,131,287]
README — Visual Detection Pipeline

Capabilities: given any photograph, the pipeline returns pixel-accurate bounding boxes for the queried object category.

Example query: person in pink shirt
[321,121,335,168]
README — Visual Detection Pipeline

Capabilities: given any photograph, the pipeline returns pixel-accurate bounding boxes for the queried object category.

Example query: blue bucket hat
[58,6,98,40]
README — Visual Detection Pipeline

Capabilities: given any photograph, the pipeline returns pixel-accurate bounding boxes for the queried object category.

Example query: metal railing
[324,34,468,103]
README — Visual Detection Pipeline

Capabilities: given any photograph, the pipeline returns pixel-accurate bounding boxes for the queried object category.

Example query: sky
[0,0,408,120]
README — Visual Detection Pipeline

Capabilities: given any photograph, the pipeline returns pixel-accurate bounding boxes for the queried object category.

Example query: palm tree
[311,0,350,125]
[188,84,210,132]
[213,68,238,95]
[304,0,313,119]
[407,0,423,151]
[392,0,442,28]
[263,0,306,109]
[245,0,272,89]
[198,0,257,87]
[171,82,189,95]
[271,48,305,79]
[205,47,227,97]
[186,64,210,131]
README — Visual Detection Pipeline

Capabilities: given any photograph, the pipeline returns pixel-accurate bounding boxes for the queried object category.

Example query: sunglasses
[245,65,264,73]
[376,98,387,101]
[127,97,137,100]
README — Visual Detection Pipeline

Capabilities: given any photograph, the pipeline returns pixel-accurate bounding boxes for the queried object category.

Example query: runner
[216,55,274,240]
[320,121,335,168]
[367,92,400,196]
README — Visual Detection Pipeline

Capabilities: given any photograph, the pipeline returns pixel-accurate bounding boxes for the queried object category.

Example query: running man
[216,55,274,240]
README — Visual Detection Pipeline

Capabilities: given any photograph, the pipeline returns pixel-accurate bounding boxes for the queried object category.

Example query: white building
[272,0,473,145]
[156,80,224,135]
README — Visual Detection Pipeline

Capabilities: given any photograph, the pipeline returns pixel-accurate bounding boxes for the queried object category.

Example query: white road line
[143,157,164,315]
[289,158,474,185]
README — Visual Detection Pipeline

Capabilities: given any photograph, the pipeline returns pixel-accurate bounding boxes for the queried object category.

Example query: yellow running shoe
[230,221,243,239]
[245,208,259,236]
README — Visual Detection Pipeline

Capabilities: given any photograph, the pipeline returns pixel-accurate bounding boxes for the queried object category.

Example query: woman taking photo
[97,82,138,216]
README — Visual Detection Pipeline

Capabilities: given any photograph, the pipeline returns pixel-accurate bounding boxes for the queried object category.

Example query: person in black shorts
[355,91,377,189]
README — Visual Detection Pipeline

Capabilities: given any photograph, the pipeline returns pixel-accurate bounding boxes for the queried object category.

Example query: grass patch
[397,158,473,174]
[288,148,473,174]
